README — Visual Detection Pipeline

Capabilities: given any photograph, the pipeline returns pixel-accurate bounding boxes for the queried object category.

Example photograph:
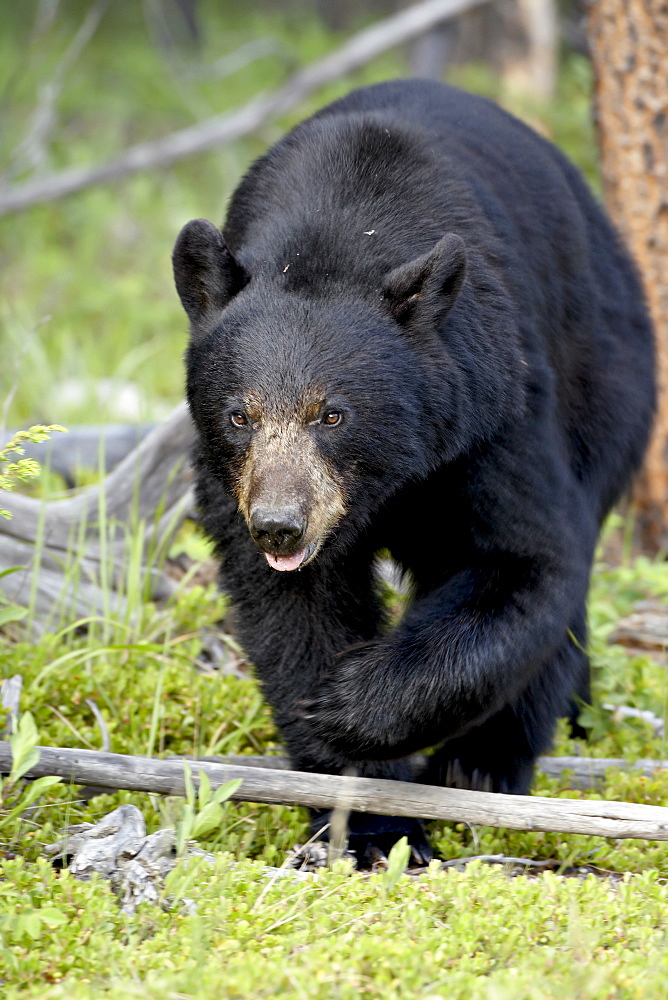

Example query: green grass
[2,4,666,997]
[3,857,668,999]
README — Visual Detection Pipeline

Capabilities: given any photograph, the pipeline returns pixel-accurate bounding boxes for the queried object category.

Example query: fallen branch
[0,675,22,738]
[186,752,668,791]
[0,0,491,216]
[4,742,668,841]
[7,0,110,180]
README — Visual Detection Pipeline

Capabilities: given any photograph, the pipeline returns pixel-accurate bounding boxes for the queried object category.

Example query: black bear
[173,80,654,864]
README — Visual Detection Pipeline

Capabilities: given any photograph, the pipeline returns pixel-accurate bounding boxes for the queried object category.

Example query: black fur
[175,80,655,861]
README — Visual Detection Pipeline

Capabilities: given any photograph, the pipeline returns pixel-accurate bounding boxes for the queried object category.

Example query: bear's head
[174,219,470,571]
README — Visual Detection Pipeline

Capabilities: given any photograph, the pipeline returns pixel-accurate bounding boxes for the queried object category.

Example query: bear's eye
[322,410,342,427]
[229,411,248,428]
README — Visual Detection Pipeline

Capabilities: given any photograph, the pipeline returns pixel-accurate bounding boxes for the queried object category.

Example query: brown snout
[235,419,347,565]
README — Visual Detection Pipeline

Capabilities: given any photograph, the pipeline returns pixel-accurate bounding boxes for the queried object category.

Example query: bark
[589,0,668,549]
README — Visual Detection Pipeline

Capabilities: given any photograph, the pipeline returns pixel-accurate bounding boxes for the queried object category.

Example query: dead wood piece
[109,828,178,912]
[439,852,550,870]
[602,705,664,737]
[610,605,668,652]
[46,803,148,876]
[176,752,668,791]
[2,402,193,545]
[0,403,195,622]
[0,534,140,624]
[0,0,491,216]
[7,742,668,842]
[536,755,668,788]
[46,803,177,913]
[46,801,317,911]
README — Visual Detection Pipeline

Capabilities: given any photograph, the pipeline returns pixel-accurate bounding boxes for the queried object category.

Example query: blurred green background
[0,0,595,431]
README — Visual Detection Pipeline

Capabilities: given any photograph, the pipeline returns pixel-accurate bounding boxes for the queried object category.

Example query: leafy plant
[0,424,66,519]
[381,835,411,897]
[175,763,243,856]
[0,711,61,834]
[0,898,68,945]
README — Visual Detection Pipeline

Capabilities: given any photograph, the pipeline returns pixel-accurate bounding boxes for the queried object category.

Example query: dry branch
[610,601,668,652]
[8,0,110,180]
[0,0,491,216]
[5,742,668,841]
[183,752,668,791]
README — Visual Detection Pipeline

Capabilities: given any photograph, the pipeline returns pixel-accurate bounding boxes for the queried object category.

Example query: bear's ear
[172,219,248,329]
[382,233,467,327]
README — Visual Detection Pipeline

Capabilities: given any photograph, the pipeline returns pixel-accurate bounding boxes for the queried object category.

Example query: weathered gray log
[5,742,668,841]
[0,0,491,216]
[536,754,668,787]
[2,403,193,544]
[0,402,195,622]
[180,752,668,791]
[8,424,154,487]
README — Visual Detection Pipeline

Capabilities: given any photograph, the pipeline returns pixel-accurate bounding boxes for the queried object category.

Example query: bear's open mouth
[264,541,318,572]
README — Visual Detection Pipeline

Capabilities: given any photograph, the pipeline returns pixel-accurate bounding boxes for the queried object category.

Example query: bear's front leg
[303,551,591,764]
[215,521,432,863]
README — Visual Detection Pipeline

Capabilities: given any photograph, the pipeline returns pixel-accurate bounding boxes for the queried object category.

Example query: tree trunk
[588,0,668,550]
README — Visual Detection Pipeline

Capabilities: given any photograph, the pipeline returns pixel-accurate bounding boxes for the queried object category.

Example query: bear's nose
[249,508,306,552]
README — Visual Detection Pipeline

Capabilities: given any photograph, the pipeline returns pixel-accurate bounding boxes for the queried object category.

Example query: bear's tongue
[264,549,307,572]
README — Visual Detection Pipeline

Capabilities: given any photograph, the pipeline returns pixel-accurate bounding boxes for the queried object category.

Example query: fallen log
[4,742,668,841]
[536,754,668,787]
[610,601,668,652]
[0,403,194,624]
[8,424,154,487]
[182,752,668,791]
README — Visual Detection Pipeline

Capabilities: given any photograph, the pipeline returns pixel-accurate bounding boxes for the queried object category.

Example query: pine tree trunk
[588,0,668,549]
